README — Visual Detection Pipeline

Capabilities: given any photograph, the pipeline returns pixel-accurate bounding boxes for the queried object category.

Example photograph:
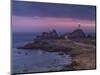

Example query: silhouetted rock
[65,29,86,39]
[17,52,21,54]
[25,52,28,55]
[34,29,59,41]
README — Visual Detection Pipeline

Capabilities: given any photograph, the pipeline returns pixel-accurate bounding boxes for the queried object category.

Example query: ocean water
[12,32,72,74]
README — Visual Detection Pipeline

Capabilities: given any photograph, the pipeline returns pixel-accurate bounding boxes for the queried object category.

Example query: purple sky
[12,1,96,33]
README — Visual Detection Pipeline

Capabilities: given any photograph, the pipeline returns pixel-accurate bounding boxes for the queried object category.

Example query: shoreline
[17,39,96,71]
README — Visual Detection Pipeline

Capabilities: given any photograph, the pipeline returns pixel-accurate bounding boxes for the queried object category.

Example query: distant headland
[17,24,96,71]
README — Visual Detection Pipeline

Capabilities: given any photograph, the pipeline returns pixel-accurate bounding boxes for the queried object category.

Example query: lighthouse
[78,23,81,29]
[64,23,86,39]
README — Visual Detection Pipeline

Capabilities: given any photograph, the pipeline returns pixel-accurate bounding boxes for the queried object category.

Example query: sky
[12,1,96,33]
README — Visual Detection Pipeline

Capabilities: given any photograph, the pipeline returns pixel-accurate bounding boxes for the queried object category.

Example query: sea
[12,32,72,74]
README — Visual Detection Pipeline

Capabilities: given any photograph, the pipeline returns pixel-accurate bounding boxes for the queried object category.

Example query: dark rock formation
[65,29,86,39]
[34,29,59,41]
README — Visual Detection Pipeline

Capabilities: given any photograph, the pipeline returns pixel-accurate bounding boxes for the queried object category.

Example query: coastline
[18,39,96,70]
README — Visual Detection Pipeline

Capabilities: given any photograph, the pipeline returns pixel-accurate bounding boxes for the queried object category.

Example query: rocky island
[18,28,96,71]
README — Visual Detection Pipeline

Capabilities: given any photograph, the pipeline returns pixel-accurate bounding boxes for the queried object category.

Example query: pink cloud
[12,16,96,32]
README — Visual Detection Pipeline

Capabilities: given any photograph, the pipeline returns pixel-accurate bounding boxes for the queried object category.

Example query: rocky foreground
[18,39,96,70]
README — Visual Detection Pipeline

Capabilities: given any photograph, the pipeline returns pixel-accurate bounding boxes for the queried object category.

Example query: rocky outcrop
[18,39,96,70]
[34,29,59,41]
[65,29,86,39]
[17,27,96,71]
